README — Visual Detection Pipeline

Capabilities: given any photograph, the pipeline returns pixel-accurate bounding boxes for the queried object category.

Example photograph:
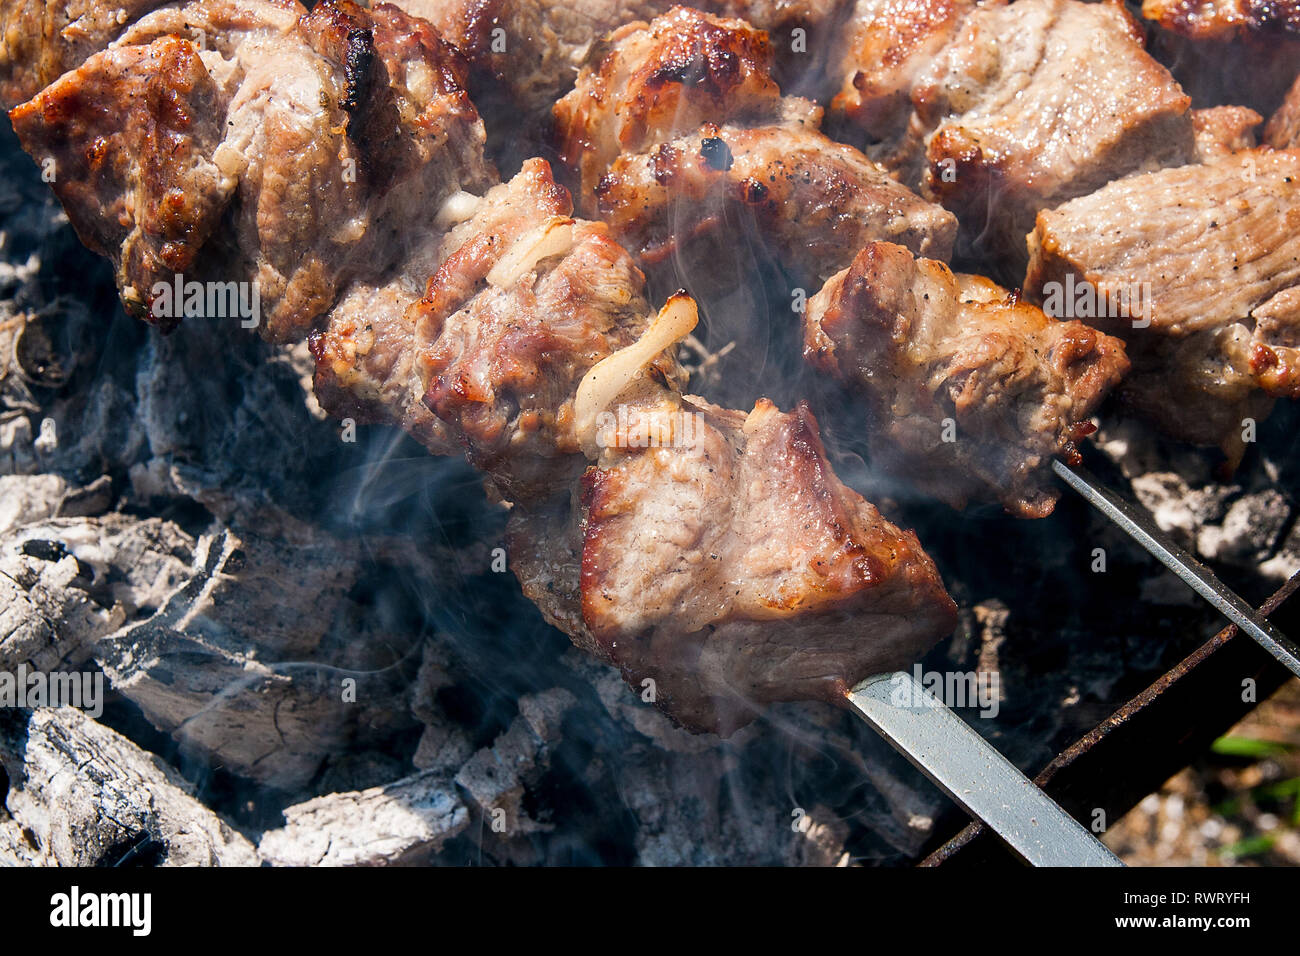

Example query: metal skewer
[1053,458,1300,679]
[846,671,1123,866]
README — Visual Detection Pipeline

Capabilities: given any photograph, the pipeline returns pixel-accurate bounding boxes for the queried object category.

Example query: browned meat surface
[389,0,680,114]
[309,159,956,730]
[806,242,1129,516]
[311,160,572,456]
[389,0,850,117]
[1142,0,1300,39]
[0,0,178,107]
[510,396,957,734]
[8,0,491,341]
[1142,1,1300,117]
[1266,74,1300,147]
[8,35,235,317]
[1025,149,1300,460]
[593,122,956,282]
[1192,105,1263,158]
[554,6,784,199]
[830,0,1195,272]
[411,200,678,503]
[554,7,956,283]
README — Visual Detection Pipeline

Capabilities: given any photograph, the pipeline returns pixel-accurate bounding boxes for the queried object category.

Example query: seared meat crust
[8,0,491,340]
[310,159,573,456]
[831,0,1195,272]
[1266,74,1300,148]
[1025,149,1300,459]
[554,6,783,198]
[807,242,1129,516]
[513,396,957,734]
[554,7,957,283]
[593,122,957,279]
[7,34,234,323]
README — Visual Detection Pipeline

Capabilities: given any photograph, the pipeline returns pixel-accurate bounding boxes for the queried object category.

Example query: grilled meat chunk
[592,122,957,281]
[510,396,957,735]
[8,0,491,340]
[8,34,235,317]
[1141,0,1300,38]
[1266,74,1300,148]
[310,160,573,456]
[1025,148,1300,460]
[389,0,681,114]
[554,6,785,198]
[411,204,678,503]
[554,7,956,283]
[830,0,1195,272]
[806,242,1129,516]
[1142,1,1300,116]
[1192,105,1263,159]
[0,0,177,108]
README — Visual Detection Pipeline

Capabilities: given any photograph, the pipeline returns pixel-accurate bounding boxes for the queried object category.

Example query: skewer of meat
[4,0,957,733]
[552,6,1130,516]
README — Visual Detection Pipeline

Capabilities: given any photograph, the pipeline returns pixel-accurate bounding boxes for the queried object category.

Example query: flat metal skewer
[846,671,1123,866]
[1053,458,1300,680]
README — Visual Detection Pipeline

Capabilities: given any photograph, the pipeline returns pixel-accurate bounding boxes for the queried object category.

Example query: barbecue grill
[1,0,1298,869]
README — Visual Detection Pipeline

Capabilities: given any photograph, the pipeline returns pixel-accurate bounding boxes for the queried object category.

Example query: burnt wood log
[0,706,258,866]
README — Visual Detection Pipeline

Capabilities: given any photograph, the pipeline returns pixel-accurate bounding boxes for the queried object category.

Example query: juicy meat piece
[1141,0,1300,38]
[831,0,1194,272]
[388,0,680,114]
[1024,149,1300,458]
[1142,2,1300,116]
[511,396,957,735]
[8,0,491,340]
[412,209,676,504]
[806,242,1129,516]
[555,8,956,282]
[829,0,975,146]
[1192,105,1263,159]
[311,159,573,456]
[1266,74,1300,148]
[554,6,784,198]
[7,35,235,313]
[593,122,957,281]
[0,0,177,107]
